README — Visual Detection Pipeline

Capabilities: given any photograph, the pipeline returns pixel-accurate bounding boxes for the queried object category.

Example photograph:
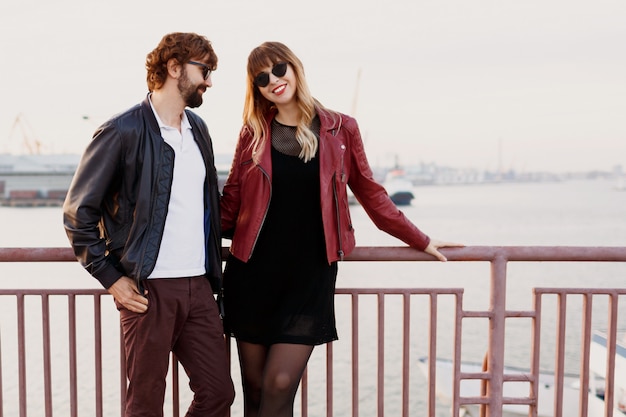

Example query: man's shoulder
[111,102,144,122]
[92,101,152,149]
[105,100,154,131]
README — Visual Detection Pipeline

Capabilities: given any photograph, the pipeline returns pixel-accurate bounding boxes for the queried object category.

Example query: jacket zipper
[332,174,344,261]
[137,141,167,284]
[248,164,272,261]
[332,118,345,261]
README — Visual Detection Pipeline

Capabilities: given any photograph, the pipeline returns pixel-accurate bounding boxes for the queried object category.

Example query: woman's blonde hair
[243,42,319,162]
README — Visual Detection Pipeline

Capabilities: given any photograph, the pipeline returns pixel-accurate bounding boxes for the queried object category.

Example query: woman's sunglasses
[254,62,288,88]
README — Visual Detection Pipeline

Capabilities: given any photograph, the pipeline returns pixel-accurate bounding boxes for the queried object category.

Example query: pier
[1,246,625,417]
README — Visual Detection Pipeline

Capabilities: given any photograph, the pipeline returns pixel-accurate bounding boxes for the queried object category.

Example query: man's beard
[178,68,204,108]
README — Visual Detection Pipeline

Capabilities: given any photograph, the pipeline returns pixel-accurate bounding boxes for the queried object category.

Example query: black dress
[223,118,338,346]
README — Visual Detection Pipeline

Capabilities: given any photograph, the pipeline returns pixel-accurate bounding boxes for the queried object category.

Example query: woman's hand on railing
[423,239,465,262]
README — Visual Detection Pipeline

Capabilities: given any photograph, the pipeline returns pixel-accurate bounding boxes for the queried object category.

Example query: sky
[1,0,625,173]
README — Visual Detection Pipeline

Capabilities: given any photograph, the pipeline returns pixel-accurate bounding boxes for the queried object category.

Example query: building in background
[0,154,79,206]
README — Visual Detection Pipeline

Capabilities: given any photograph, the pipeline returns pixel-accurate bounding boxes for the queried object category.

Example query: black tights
[237,341,314,417]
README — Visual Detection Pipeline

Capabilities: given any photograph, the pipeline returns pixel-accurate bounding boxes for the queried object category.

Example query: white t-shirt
[148,102,206,279]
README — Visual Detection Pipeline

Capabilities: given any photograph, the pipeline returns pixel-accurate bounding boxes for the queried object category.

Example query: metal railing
[0,246,625,417]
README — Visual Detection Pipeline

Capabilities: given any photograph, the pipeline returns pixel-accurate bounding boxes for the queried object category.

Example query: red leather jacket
[220,107,430,263]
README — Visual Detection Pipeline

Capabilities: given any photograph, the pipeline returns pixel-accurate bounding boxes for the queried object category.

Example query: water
[1,178,625,416]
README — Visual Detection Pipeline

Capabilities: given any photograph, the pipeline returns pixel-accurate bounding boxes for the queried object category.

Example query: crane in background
[7,113,43,154]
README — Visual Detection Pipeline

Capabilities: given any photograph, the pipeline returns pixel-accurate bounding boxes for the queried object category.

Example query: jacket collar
[316,106,343,137]
[141,93,162,136]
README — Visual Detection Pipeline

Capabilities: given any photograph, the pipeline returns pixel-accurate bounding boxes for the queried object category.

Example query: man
[63,32,234,417]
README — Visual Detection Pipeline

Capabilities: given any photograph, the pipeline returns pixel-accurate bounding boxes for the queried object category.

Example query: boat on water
[417,354,613,417]
[383,169,415,206]
[346,169,415,206]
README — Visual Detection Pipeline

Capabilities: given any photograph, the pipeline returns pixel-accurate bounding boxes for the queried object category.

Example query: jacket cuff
[94,264,124,289]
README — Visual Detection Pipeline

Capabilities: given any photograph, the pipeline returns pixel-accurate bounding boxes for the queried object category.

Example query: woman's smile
[272,83,287,95]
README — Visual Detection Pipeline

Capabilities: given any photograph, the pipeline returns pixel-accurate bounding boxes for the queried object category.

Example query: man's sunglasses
[254,62,288,88]
[188,61,212,80]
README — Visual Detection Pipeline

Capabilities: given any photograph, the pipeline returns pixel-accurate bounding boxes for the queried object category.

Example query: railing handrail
[1,245,625,263]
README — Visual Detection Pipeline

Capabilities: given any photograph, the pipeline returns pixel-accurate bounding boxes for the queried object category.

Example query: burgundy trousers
[117,276,235,417]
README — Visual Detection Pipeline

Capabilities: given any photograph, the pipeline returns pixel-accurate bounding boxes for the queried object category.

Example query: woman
[220,41,461,417]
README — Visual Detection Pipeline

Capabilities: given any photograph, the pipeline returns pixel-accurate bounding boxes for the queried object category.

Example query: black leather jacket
[63,95,223,293]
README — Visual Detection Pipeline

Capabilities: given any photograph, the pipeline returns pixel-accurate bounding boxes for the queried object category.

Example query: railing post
[604,292,620,417]
[119,324,126,416]
[486,252,508,416]
[42,295,53,417]
[401,292,411,417]
[0,328,3,417]
[428,293,438,417]
[531,290,543,417]
[377,292,385,416]
[351,292,359,417]
[17,294,27,417]
[579,293,594,417]
[68,294,78,417]
[554,293,568,416]
[93,295,103,417]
